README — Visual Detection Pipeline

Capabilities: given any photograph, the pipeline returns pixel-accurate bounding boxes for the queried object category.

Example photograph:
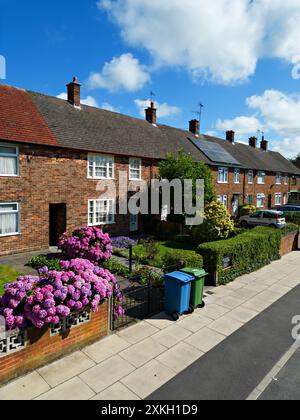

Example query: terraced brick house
[0,79,299,256]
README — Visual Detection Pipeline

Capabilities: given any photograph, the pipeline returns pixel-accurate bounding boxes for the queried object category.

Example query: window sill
[88,177,116,181]
[0,174,20,178]
[0,232,21,238]
[217,181,228,184]
[88,222,116,227]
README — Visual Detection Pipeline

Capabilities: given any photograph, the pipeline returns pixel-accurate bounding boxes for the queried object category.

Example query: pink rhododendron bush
[0,258,124,331]
[58,227,113,263]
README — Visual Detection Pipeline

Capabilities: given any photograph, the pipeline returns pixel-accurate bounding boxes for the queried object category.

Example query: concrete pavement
[0,251,299,400]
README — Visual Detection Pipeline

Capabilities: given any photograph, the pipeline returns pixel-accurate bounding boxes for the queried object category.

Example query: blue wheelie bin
[164,271,195,321]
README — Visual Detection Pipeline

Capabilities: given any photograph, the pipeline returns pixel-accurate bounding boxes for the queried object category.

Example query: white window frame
[257,171,266,185]
[129,158,142,181]
[0,143,19,177]
[88,199,115,226]
[234,168,240,184]
[275,173,282,185]
[0,202,20,237]
[218,167,228,184]
[257,194,265,208]
[275,193,282,206]
[217,195,228,208]
[87,154,114,180]
[248,170,254,184]
[284,175,289,185]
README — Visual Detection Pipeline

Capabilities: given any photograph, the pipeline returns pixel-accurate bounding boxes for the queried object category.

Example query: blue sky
[1,0,300,158]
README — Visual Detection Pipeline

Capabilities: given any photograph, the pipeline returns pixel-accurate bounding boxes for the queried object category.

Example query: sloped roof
[0,83,299,175]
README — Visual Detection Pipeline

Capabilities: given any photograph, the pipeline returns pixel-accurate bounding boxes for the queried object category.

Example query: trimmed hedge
[197,227,282,285]
[162,249,203,270]
[285,212,300,226]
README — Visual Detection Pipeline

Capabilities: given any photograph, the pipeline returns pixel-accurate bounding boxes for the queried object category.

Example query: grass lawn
[0,265,22,295]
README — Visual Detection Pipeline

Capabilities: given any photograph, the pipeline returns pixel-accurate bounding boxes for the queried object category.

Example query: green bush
[197,227,282,285]
[192,201,235,244]
[239,205,257,217]
[28,255,61,271]
[285,212,300,226]
[172,234,193,244]
[281,223,299,236]
[162,249,203,270]
[102,257,130,277]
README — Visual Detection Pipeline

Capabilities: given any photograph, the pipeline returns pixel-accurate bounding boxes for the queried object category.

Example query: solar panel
[190,138,241,165]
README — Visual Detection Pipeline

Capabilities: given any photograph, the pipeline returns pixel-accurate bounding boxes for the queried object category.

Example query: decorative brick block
[0,301,109,386]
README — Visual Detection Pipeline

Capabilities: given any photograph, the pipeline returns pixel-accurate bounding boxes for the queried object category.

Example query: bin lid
[180,268,208,278]
[163,271,195,283]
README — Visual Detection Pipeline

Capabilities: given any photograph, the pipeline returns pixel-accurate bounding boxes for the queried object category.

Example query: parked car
[276,205,300,213]
[239,210,286,229]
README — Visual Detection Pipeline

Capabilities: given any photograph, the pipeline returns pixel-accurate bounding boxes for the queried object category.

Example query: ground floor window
[88,199,115,226]
[275,193,281,206]
[217,195,228,208]
[283,193,288,205]
[0,203,20,236]
[257,194,265,208]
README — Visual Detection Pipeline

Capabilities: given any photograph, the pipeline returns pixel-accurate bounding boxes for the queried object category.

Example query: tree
[291,153,300,169]
[159,151,215,204]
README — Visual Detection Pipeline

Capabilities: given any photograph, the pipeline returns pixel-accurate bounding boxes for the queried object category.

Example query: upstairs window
[284,175,289,185]
[0,144,19,176]
[275,173,282,185]
[218,167,228,184]
[234,169,240,184]
[0,203,20,236]
[129,158,142,180]
[257,171,266,185]
[248,170,254,184]
[88,154,114,179]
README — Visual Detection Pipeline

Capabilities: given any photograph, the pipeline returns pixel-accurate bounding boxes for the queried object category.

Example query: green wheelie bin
[180,268,208,309]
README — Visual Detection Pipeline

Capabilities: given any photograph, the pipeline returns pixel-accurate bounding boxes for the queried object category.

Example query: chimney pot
[66,76,81,107]
[249,136,257,148]
[189,119,200,136]
[261,138,268,151]
[145,101,157,125]
[226,130,235,143]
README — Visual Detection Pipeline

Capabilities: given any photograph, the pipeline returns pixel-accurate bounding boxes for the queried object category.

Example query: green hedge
[197,227,282,285]
[285,212,300,226]
[162,249,203,270]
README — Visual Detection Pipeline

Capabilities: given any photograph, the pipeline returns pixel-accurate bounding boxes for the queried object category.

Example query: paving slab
[119,337,167,368]
[145,312,174,330]
[79,355,135,394]
[177,314,212,333]
[36,377,95,400]
[156,342,204,373]
[117,322,159,344]
[151,324,192,348]
[227,306,259,324]
[199,303,230,320]
[0,372,50,401]
[209,316,244,337]
[38,351,95,388]
[217,296,245,310]
[92,382,140,401]
[83,334,131,363]
[184,327,226,353]
[121,360,175,399]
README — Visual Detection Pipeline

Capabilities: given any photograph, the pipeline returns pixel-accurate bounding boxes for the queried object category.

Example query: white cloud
[87,53,150,92]
[98,0,300,85]
[216,116,264,139]
[134,99,181,119]
[216,89,300,158]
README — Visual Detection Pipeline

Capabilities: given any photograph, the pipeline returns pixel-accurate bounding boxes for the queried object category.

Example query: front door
[232,194,240,217]
[268,194,272,209]
[130,213,138,232]
[49,204,67,246]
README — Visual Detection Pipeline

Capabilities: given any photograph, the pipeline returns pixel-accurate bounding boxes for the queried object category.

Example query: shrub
[58,227,113,263]
[197,227,282,285]
[285,212,300,226]
[281,223,299,236]
[192,201,235,244]
[28,255,61,271]
[0,258,123,331]
[139,239,160,261]
[111,237,137,249]
[162,249,203,270]
[239,205,257,217]
[131,266,163,286]
[103,258,130,278]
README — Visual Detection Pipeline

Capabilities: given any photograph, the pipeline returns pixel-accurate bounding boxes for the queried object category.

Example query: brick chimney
[145,101,157,125]
[189,119,200,136]
[260,136,268,151]
[249,136,257,148]
[226,130,235,143]
[67,77,81,107]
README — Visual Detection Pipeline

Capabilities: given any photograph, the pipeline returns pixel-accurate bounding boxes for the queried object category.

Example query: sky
[1,0,300,158]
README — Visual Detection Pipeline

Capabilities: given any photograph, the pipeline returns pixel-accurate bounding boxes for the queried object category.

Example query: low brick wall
[280,231,299,256]
[0,301,109,386]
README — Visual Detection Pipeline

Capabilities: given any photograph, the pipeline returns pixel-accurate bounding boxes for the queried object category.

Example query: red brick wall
[280,231,299,256]
[0,301,108,386]
[212,167,293,213]
[0,144,158,255]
